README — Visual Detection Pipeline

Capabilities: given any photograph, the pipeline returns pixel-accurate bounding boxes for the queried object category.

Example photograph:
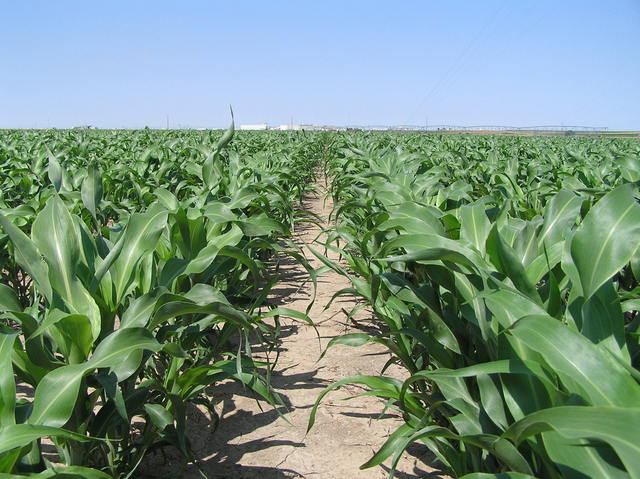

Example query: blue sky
[1,1,639,129]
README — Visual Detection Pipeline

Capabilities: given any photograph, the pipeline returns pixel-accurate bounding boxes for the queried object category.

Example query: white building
[240,124,268,131]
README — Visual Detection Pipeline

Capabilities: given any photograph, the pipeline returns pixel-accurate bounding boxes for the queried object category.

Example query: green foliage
[309,133,640,478]
[3,128,639,478]
[0,127,320,477]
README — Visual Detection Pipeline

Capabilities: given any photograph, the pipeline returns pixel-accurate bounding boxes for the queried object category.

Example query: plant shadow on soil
[138,193,448,478]
[136,376,318,478]
[137,365,445,479]
[137,398,304,478]
[137,392,444,479]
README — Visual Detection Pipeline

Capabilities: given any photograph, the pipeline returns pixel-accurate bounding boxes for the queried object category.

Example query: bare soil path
[142,186,442,479]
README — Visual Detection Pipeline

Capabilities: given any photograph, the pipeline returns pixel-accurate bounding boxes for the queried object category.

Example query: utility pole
[166,115,169,130]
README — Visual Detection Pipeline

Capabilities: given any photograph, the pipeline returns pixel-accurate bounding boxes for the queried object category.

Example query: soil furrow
[143,188,440,479]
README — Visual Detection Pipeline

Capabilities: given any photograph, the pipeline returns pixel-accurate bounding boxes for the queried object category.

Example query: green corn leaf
[47,155,63,192]
[0,284,21,313]
[571,184,640,299]
[237,214,287,237]
[0,331,17,427]
[616,154,640,183]
[308,375,403,432]
[0,213,53,302]
[542,429,629,479]
[31,195,101,338]
[227,187,258,210]
[359,423,414,470]
[580,281,629,362]
[80,163,103,221]
[537,189,582,249]
[525,241,564,285]
[52,314,94,363]
[151,300,253,330]
[111,204,168,303]
[460,202,492,254]
[460,474,539,479]
[487,225,541,305]
[217,245,261,287]
[119,290,163,328]
[258,307,314,326]
[88,327,161,379]
[155,187,179,210]
[509,315,640,407]
[27,363,88,427]
[89,224,128,293]
[0,466,112,478]
[377,233,486,272]
[144,403,174,431]
[182,224,243,276]
[0,424,95,455]
[29,328,160,427]
[505,406,640,478]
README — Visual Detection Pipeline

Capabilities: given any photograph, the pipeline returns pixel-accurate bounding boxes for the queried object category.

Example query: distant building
[240,124,268,131]
[278,124,303,131]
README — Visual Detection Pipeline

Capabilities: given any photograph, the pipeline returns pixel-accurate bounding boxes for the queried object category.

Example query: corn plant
[0,124,319,477]
[309,136,640,479]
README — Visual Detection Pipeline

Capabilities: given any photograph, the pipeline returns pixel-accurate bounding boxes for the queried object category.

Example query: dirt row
[141,187,442,478]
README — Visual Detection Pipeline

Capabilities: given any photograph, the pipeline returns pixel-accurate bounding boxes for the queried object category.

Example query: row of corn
[309,133,640,478]
[0,126,322,477]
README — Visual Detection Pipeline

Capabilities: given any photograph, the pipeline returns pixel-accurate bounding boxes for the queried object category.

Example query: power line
[405,2,509,125]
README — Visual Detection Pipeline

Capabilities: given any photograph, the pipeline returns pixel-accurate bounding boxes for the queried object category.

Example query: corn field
[1,127,639,478]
